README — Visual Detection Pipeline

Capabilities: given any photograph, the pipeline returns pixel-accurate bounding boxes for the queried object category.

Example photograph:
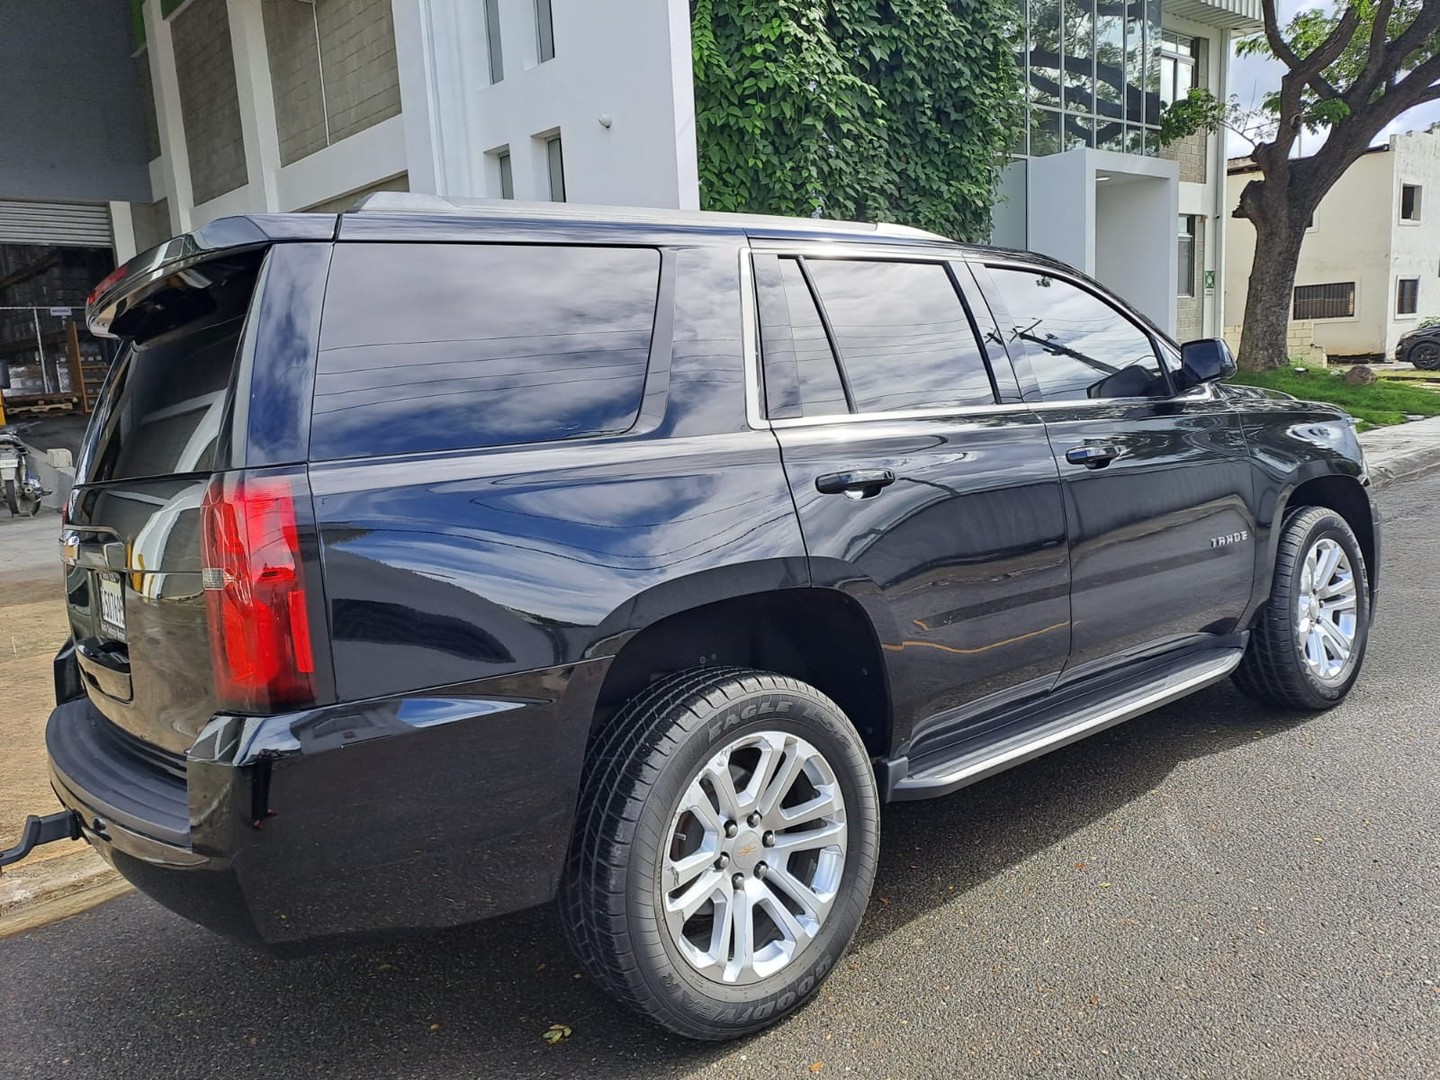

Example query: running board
[887,648,1245,802]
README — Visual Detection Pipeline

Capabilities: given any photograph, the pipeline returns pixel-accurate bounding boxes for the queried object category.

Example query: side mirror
[1177,338,1236,391]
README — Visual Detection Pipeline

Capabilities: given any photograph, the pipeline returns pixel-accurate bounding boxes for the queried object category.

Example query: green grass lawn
[1228,367,1440,428]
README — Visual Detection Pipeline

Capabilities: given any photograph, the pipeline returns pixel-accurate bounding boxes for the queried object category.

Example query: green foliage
[1229,367,1440,428]
[1157,88,1234,146]
[1235,1,1437,131]
[691,0,1023,243]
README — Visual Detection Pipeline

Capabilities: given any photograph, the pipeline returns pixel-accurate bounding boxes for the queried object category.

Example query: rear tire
[1233,507,1370,711]
[560,667,879,1040]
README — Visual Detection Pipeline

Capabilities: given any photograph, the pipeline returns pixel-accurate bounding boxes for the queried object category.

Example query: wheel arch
[1269,473,1378,601]
[588,586,895,761]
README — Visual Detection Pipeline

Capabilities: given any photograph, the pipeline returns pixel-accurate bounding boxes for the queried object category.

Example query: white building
[1225,129,1440,360]
[0,0,1258,344]
[992,0,1262,337]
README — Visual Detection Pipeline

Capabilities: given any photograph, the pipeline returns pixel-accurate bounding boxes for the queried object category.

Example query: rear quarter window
[311,243,661,459]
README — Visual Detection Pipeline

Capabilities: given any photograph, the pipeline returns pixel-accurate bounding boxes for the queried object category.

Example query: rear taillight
[201,473,316,713]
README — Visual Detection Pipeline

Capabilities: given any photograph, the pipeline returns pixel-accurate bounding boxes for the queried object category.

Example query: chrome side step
[888,648,1245,802]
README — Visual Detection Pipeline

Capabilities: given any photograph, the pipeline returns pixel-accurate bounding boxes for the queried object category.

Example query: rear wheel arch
[588,588,893,762]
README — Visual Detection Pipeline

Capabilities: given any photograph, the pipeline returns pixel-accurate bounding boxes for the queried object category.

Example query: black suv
[17,197,1379,1040]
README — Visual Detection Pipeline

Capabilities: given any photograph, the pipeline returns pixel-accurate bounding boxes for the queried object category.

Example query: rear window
[78,255,263,484]
[311,243,661,459]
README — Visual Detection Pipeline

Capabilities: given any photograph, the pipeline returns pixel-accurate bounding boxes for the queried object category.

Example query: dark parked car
[1395,323,1440,369]
[4,197,1379,1040]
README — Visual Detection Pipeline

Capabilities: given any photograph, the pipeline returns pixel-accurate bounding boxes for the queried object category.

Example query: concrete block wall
[263,0,400,168]
[1222,321,1328,366]
[262,0,328,165]
[317,0,401,143]
[1160,39,1208,185]
[171,0,246,204]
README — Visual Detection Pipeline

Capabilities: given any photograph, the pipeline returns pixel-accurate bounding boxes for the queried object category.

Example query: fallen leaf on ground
[809,1064,824,1073]
[543,1023,573,1045]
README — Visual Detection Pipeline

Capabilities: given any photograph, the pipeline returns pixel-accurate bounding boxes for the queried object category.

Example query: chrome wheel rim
[1297,537,1359,684]
[660,730,847,986]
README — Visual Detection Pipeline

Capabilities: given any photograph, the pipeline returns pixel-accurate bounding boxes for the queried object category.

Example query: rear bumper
[46,659,606,951]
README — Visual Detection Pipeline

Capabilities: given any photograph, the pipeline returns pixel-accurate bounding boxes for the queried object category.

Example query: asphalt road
[3,474,1437,1080]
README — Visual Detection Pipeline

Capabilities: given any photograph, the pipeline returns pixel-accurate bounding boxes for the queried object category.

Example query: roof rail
[347,191,949,241]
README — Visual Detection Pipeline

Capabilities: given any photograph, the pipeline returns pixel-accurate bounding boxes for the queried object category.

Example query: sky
[1225,0,1440,158]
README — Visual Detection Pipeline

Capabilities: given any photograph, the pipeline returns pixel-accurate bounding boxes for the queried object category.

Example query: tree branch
[1261,0,1304,69]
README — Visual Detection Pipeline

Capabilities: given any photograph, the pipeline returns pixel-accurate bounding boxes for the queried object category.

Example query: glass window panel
[1143,0,1162,126]
[312,245,658,458]
[987,267,1169,401]
[1063,0,1096,115]
[1095,118,1125,151]
[1095,6,1125,119]
[1032,108,1063,156]
[804,260,995,413]
[546,136,565,202]
[1063,113,1093,150]
[1124,0,1144,126]
[756,257,849,418]
[1028,0,1063,110]
[484,0,503,83]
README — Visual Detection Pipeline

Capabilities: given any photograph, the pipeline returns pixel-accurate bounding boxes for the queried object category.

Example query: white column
[109,202,138,263]
[227,0,283,210]
[663,0,700,210]
[145,0,195,233]
[1211,29,1233,338]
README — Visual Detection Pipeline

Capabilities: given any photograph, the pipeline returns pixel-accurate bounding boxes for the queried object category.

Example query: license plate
[98,575,126,638]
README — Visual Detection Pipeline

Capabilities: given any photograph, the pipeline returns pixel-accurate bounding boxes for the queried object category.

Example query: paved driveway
[2,473,1436,1080]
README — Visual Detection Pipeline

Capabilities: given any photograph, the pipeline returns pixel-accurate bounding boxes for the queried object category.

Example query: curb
[1365,446,1440,489]
[0,846,131,940]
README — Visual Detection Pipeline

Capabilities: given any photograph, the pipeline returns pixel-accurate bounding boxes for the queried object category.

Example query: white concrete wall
[399,0,697,208]
[134,0,699,242]
[1226,144,1393,360]
[1026,148,1179,333]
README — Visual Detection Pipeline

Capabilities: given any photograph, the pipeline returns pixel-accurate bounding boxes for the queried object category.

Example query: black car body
[1394,324,1440,369]
[35,196,1379,1034]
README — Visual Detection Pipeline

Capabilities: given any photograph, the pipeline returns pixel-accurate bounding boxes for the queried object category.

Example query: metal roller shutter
[0,201,113,247]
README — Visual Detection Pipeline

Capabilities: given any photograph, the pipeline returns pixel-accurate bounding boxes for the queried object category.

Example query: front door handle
[815,469,897,498]
[1065,444,1122,469]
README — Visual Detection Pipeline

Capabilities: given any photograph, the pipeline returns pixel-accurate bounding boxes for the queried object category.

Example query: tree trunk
[1236,204,1308,372]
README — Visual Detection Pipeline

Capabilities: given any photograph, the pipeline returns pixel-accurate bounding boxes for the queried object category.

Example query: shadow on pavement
[5,680,1312,1079]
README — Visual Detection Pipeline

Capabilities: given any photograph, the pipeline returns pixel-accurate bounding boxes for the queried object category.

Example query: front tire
[1407,340,1440,370]
[560,667,879,1040]
[1234,507,1370,710]
[2,478,17,516]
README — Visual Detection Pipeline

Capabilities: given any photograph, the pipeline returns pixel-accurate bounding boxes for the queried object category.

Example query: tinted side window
[804,259,995,413]
[312,244,659,459]
[756,255,848,418]
[986,267,1169,401]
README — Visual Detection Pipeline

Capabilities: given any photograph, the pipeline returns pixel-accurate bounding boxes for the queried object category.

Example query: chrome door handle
[1065,444,1121,469]
[815,469,897,498]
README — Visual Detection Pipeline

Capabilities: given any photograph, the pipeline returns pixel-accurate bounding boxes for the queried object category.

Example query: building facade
[991,0,1261,335]
[1225,130,1440,360]
[0,0,1257,355]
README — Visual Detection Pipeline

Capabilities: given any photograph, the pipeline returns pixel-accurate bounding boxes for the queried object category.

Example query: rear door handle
[815,469,897,498]
[1065,444,1122,469]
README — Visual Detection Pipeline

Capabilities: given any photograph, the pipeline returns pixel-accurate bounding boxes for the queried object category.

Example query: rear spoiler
[86,214,338,338]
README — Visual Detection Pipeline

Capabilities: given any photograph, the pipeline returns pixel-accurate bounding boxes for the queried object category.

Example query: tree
[690,0,1022,243]
[1226,1,1440,370]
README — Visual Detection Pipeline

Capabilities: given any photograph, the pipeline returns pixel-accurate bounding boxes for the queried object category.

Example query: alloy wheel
[1296,536,1359,684]
[660,730,848,986]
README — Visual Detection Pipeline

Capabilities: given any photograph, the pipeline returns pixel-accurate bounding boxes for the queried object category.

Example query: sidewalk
[1,416,1437,936]
[1356,415,1440,486]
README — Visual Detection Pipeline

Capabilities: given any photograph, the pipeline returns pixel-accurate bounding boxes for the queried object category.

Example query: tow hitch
[0,811,82,873]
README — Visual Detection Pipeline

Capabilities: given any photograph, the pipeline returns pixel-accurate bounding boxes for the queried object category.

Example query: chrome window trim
[741,245,1225,430]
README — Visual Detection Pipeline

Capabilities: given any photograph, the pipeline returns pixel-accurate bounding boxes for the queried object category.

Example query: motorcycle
[0,425,46,517]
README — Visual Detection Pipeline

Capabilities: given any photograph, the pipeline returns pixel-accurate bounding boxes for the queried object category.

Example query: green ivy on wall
[692,0,1022,243]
